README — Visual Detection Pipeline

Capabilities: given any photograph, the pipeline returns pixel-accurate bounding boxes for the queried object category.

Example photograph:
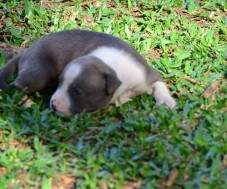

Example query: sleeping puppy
[0,29,176,116]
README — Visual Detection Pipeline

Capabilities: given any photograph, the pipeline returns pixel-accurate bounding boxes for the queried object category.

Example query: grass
[0,0,226,188]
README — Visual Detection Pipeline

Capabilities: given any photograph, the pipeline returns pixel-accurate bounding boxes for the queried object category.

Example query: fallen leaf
[52,174,75,189]
[122,181,142,189]
[19,95,34,108]
[166,169,178,188]
[203,81,219,98]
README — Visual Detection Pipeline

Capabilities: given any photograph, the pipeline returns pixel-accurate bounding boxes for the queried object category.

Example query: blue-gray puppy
[0,30,176,116]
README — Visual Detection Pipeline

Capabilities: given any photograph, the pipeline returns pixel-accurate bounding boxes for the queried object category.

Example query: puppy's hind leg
[0,54,20,90]
[147,81,176,109]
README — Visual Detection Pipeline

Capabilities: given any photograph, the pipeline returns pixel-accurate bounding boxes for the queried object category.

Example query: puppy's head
[50,56,121,116]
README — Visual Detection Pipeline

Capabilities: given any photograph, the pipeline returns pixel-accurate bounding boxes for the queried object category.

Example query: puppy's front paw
[152,81,177,109]
[156,95,176,109]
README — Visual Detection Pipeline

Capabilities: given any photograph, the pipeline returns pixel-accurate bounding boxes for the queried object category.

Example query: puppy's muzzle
[50,100,57,112]
[50,89,72,116]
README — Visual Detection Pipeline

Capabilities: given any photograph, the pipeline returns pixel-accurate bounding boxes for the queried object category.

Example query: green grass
[0,0,226,188]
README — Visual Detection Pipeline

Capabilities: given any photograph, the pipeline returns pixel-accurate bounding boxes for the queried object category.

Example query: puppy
[0,29,176,116]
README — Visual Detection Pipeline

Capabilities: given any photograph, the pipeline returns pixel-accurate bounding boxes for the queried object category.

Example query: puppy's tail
[0,54,20,90]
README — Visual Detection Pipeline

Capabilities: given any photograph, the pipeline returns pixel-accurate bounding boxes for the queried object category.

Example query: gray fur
[0,29,166,114]
[0,29,161,92]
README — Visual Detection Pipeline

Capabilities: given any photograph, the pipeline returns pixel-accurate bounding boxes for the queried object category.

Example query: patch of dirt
[8,140,28,149]
[0,167,7,176]
[81,0,102,8]
[81,0,117,8]
[146,48,162,60]
[62,7,78,23]
[98,180,141,189]
[142,32,151,38]
[175,8,209,27]
[82,14,95,27]
[52,173,75,189]
[0,5,28,42]
[40,0,54,8]
[0,42,25,59]
[99,182,108,189]
[107,0,117,8]
[130,7,143,18]
[0,137,28,151]
[203,81,220,98]
[0,131,29,151]
[8,170,34,189]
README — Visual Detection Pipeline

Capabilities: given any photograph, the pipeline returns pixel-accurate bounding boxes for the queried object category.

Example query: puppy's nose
[50,100,57,111]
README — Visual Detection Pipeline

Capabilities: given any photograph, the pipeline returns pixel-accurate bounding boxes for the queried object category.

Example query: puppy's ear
[105,73,121,95]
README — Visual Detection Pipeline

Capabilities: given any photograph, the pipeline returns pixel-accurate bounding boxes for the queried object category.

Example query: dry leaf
[19,95,34,108]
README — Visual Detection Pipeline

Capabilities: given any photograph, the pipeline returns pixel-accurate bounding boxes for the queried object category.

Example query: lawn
[0,0,226,189]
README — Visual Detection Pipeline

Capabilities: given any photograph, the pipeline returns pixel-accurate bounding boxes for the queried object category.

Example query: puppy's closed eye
[71,87,82,96]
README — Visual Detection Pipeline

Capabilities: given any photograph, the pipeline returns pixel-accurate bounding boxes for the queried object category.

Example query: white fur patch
[63,63,82,88]
[152,81,176,109]
[50,63,82,115]
[89,46,147,104]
